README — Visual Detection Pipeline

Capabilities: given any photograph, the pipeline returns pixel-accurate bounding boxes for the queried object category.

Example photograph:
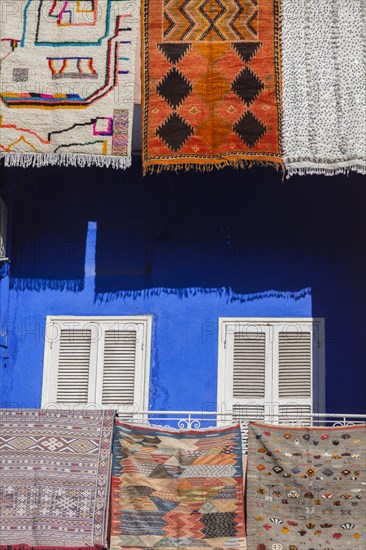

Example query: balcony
[115,410,366,452]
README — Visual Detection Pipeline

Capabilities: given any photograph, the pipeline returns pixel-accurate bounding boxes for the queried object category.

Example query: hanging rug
[0,0,140,169]
[142,0,283,173]
[246,421,366,549]
[0,408,114,546]
[281,0,366,177]
[110,421,247,549]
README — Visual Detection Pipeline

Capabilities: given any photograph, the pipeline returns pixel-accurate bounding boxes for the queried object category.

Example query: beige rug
[0,1,140,168]
[247,421,366,549]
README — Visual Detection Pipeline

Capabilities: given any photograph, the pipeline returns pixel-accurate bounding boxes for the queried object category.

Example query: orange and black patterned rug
[142,0,282,173]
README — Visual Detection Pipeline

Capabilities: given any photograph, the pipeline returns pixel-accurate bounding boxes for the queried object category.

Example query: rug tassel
[1,152,132,170]
[286,165,366,178]
[143,159,285,176]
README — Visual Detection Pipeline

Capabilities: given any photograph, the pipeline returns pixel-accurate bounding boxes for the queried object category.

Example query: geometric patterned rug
[111,422,247,549]
[246,421,366,550]
[142,0,283,174]
[0,409,115,546]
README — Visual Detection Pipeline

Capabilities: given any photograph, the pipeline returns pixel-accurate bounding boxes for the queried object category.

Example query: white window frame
[42,315,152,413]
[217,317,326,421]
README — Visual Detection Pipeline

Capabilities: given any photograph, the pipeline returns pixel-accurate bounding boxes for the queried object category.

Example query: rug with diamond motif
[110,422,246,549]
[246,421,366,550]
[0,409,115,546]
[142,0,283,173]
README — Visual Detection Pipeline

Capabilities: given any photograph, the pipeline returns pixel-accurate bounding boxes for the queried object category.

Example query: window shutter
[233,332,266,399]
[0,196,8,259]
[276,329,313,422]
[232,403,265,422]
[218,318,324,426]
[278,404,312,424]
[278,332,312,398]
[42,316,151,411]
[227,329,268,422]
[55,329,92,404]
[101,330,137,406]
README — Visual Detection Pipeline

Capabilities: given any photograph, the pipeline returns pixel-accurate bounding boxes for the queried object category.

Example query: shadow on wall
[9,170,89,292]
[7,157,363,300]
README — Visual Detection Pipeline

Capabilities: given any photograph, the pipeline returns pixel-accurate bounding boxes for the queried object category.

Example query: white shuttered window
[218,318,325,423]
[42,316,152,413]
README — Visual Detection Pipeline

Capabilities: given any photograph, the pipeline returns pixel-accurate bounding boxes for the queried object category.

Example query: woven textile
[0,1,139,169]
[282,0,366,177]
[111,422,246,549]
[0,546,103,550]
[247,421,366,550]
[0,409,114,546]
[142,0,282,173]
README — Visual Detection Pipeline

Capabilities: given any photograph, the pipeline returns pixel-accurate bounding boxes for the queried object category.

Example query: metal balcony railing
[117,410,366,453]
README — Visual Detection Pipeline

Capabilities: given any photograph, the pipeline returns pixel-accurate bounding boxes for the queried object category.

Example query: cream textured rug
[281,0,366,177]
[0,1,140,168]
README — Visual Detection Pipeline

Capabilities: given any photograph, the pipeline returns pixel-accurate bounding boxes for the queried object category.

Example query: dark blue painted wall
[0,161,365,413]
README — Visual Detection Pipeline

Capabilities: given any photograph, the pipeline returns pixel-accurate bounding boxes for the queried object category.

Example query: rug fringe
[143,159,285,177]
[286,164,366,178]
[1,152,131,169]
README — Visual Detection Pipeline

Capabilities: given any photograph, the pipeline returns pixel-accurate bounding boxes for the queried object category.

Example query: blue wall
[1,162,365,413]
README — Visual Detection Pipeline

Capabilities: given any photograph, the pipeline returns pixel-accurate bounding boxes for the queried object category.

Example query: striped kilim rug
[142,0,283,173]
[0,1,139,169]
[246,421,366,550]
[111,422,246,549]
[0,409,115,546]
